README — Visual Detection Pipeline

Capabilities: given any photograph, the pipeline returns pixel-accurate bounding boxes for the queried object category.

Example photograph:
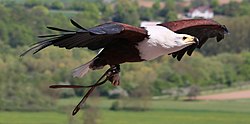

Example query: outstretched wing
[21,19,148,56]
[158,19,228,61]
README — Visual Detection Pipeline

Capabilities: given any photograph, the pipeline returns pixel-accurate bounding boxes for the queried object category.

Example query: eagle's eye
[183,36,187,40]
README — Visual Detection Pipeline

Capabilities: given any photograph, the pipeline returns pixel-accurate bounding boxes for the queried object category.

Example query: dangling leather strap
[49,68,114,115]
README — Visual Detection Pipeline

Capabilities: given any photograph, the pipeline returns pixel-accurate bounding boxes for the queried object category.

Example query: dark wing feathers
[21,20,148,56]
[38,34,62,38]
[159,19,228,61]
[70,19,87,30]
[186,44,196,56]
[46,26,75,32]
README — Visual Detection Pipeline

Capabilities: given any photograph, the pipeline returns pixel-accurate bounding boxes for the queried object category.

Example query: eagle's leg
[107,65,121,86]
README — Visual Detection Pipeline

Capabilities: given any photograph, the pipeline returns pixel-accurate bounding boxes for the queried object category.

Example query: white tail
[72,59,94,78]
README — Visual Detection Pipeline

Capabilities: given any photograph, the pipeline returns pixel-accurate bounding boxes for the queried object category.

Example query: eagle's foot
[107,65,121,86]
[109,73,120,86]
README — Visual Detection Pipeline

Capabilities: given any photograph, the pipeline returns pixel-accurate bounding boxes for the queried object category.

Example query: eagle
[21,19,228,115]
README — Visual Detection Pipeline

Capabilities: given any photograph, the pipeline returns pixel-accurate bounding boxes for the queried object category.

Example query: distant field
[2,98,249,124]
[197,90,250,100]
[50,10,79,17]
[57,97,250,113]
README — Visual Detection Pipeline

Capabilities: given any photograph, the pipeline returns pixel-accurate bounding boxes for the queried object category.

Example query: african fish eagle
[21,19,228,86]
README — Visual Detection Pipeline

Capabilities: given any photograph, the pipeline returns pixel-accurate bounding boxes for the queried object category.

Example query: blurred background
[0,0,250,124]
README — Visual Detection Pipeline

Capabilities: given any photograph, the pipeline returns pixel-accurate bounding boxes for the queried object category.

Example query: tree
[71,2,101,28]
[51,1,64,10]
[164,0,176,10]
[24,0,43,8]
[139,7,153,21]
[31,5,49,16]
[161,0,178,21]
[112,0,140,25]
[211,0,219,8]
[219,1,241,16]
[239,52,250,81]
[152,1,161,18]
[165,11,177,21]
[238,1,250,16]
[191,0,209,7]
[187,85,200,100]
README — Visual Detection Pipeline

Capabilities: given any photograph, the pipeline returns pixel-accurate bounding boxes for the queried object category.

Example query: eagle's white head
[137,26,199,60]
[174,34,199,46]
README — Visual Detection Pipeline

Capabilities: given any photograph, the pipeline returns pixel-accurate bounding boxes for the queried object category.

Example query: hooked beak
[194,37,199,45]
[185,36,199,45]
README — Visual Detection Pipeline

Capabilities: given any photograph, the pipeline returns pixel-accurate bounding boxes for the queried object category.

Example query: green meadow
[1,98,250,124]
[1,110,249,124]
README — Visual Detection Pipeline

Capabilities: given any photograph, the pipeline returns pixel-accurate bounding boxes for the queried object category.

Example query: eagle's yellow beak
[184,36,199,45]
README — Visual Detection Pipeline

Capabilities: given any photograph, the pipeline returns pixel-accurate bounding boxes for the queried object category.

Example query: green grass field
[1,110,249,124]
[1,98,250,124]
